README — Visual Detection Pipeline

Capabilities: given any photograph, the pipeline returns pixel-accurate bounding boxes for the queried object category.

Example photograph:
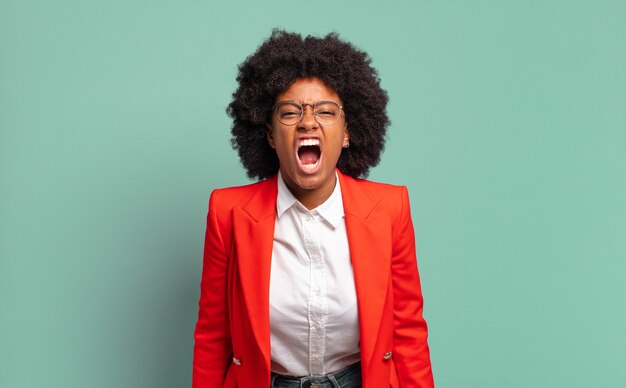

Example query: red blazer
[193,171,434,388]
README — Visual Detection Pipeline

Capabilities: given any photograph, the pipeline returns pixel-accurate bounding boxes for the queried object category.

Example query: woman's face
[267,77,350,208]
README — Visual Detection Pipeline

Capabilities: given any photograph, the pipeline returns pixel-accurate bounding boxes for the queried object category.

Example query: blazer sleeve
[192,189,232,387]
[391,186,435,387]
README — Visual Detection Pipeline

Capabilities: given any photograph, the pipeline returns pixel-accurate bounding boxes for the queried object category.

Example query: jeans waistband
[270,361,361,388]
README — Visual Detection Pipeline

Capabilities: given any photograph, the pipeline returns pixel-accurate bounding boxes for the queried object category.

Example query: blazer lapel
[338,171,392,370]
[232,176,278,368]
[231,172,391,371]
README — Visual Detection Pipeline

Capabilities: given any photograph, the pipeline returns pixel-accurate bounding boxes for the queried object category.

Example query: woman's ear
[343,125,350,148]
[266,123,276,149]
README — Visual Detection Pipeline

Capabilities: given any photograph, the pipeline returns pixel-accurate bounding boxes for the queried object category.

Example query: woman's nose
[298,106,318,130]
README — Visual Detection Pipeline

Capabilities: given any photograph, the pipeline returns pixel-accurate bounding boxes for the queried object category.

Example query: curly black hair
[227,29,389,180]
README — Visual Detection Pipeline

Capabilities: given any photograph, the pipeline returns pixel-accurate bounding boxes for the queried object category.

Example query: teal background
[1,0,625,387]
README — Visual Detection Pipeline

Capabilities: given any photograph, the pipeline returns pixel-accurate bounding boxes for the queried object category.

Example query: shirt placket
[300,210,327,375]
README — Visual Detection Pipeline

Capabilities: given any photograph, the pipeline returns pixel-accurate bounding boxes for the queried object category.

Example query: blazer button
[232,357,241,366]
[383,351,392,361]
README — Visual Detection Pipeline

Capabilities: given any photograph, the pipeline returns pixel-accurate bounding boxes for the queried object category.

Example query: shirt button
[232,357,241,365]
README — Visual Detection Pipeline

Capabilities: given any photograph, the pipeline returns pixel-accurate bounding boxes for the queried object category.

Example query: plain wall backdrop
[1,1,625,387]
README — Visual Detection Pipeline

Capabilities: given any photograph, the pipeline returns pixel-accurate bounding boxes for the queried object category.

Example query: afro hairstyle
[227,29,390,180]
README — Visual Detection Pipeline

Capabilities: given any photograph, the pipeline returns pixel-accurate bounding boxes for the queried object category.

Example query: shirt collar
[276,171,345,229]
[276,171,298,218]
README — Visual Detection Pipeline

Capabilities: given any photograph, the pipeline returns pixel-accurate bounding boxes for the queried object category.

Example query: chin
[292,174,325,191]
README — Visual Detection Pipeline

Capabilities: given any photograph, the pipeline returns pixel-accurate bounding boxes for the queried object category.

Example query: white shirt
[269,172,360,376]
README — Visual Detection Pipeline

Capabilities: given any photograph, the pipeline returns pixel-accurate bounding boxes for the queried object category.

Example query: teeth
[302,163,318,170]
[299,138,320,147]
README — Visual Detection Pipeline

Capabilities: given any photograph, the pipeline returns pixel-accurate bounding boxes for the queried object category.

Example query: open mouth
[297,138,321,172]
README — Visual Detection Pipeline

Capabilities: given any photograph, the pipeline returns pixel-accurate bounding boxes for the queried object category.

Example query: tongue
[298,146,320,165]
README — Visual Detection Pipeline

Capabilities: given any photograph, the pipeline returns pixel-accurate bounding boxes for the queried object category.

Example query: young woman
[193,30,434,388]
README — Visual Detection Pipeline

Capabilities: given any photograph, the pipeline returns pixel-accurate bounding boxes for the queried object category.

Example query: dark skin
[266,77,350,209]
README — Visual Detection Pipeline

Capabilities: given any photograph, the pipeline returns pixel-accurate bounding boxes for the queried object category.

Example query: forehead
[276,77,341,104]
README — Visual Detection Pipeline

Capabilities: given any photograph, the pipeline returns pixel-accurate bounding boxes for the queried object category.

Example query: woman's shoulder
[208,175,278,211]
[211,176,275,194]
[338,172,411,219]
[339,172,407,198]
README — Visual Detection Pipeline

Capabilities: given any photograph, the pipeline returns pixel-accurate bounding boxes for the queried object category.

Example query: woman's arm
[192,190,232,387]
[391,186,435,387]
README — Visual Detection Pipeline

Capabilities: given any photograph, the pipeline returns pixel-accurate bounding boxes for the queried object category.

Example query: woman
[193,30,434,388]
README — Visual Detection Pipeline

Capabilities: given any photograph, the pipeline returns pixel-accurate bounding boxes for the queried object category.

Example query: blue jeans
[270,362,362,388]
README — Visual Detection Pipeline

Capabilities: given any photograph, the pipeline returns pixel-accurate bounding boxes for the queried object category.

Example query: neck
[282,176,336,211]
